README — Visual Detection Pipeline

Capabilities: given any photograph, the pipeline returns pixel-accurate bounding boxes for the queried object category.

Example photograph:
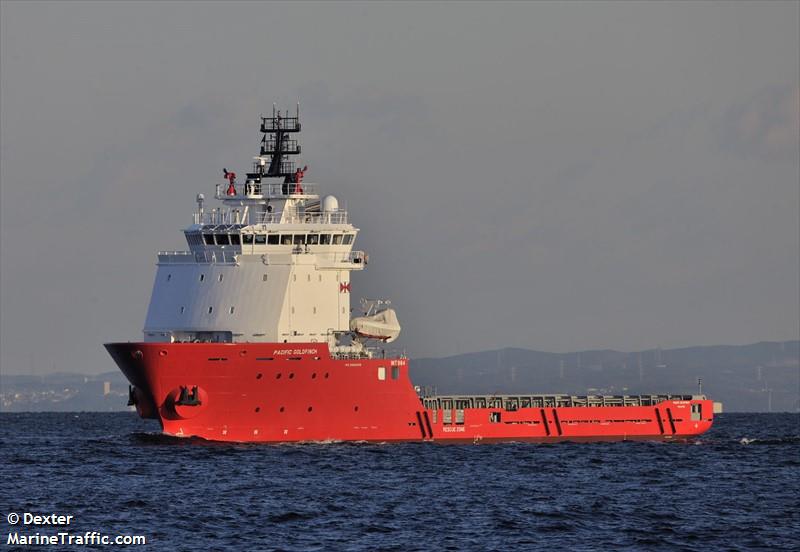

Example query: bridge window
[490,412,501,423]
[203,234,214,245]
[280,234,293,245]
[307,234,319,245]
[320,234,331,245]
[267,234,279,245]
[391,366,399,379]
[215,234,230,245]
[242,234,254,244]
[332,234,343,245]
[343,234,354,245]
[378,367,386,380]
[255,234,267,245]
[293,234,305,245]
[230,234,241,245]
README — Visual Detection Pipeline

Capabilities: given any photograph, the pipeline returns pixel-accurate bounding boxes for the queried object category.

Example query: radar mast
[249,103,303,183]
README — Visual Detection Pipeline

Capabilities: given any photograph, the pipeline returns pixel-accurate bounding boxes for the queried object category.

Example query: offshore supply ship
[106,106,721,443]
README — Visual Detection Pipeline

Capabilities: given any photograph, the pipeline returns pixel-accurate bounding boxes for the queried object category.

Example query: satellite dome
[323,195,339,213]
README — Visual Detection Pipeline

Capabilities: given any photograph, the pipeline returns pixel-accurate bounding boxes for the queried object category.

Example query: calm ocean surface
[1,412,798,551]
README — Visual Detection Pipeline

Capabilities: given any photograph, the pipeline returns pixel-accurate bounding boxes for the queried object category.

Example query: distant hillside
[410,341,799,413]
[0,371,131,412]
[1,341,797,412]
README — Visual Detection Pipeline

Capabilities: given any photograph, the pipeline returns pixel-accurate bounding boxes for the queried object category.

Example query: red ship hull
[106,342,715,443]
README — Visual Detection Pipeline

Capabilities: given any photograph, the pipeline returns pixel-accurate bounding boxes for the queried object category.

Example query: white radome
[323,195,339,213]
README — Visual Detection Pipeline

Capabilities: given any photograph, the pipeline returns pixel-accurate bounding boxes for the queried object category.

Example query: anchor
[176,385,202,406]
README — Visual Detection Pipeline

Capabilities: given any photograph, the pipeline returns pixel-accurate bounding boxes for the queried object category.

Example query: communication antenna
[196,193,205,217]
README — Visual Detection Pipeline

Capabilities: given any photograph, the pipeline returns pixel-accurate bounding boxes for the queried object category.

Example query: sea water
[1,412,798,550]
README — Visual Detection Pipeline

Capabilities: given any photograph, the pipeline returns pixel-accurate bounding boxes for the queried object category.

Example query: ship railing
[331,348,406,360]
[344,250,367,264]
[254,210,349,225]
[420,394,697,411]
[365,347,407,360]
[315,251,367,268]
[193,209,248,226]
[260,138,300,154]
[331,352,372,360]
[157,250,238,265]
[260,117,300,132]
[215,182,318,199]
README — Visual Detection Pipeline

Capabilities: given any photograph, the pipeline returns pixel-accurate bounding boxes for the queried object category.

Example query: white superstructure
[142,106,399,352]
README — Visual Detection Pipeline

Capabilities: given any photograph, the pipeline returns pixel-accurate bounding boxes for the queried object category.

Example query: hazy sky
[1,1,798,375]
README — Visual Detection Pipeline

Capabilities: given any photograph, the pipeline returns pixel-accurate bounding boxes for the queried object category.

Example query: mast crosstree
[249,103,303,182]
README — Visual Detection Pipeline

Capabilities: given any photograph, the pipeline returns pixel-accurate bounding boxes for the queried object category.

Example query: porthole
[256,373,262,379]
[208,306,213,314]
[311,373,317,379]
[324,373,329,379]
[255,407,261,413]
[218,274,224,282]
[167,274,172,282]
[229,306,235,314]
[199,274,205,282]
[263,274,268,282]
[354,406,359,412]
[179,306,185,314]
[307,406,313,412]
[289,373,295,379]
[159,350,167,357]
[276,373,282,379]
[279,406,285,412]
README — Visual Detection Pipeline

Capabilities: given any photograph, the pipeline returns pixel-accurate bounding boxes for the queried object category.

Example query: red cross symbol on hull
[339,282,351,293]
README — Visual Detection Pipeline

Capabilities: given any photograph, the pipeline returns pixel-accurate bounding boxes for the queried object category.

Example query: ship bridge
[142,106,394,355]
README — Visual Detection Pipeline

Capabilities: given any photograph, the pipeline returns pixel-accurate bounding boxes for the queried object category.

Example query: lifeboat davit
[350,308,401,342]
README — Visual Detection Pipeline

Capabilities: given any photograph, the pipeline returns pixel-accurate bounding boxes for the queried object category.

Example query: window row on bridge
[186,232,355,247]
